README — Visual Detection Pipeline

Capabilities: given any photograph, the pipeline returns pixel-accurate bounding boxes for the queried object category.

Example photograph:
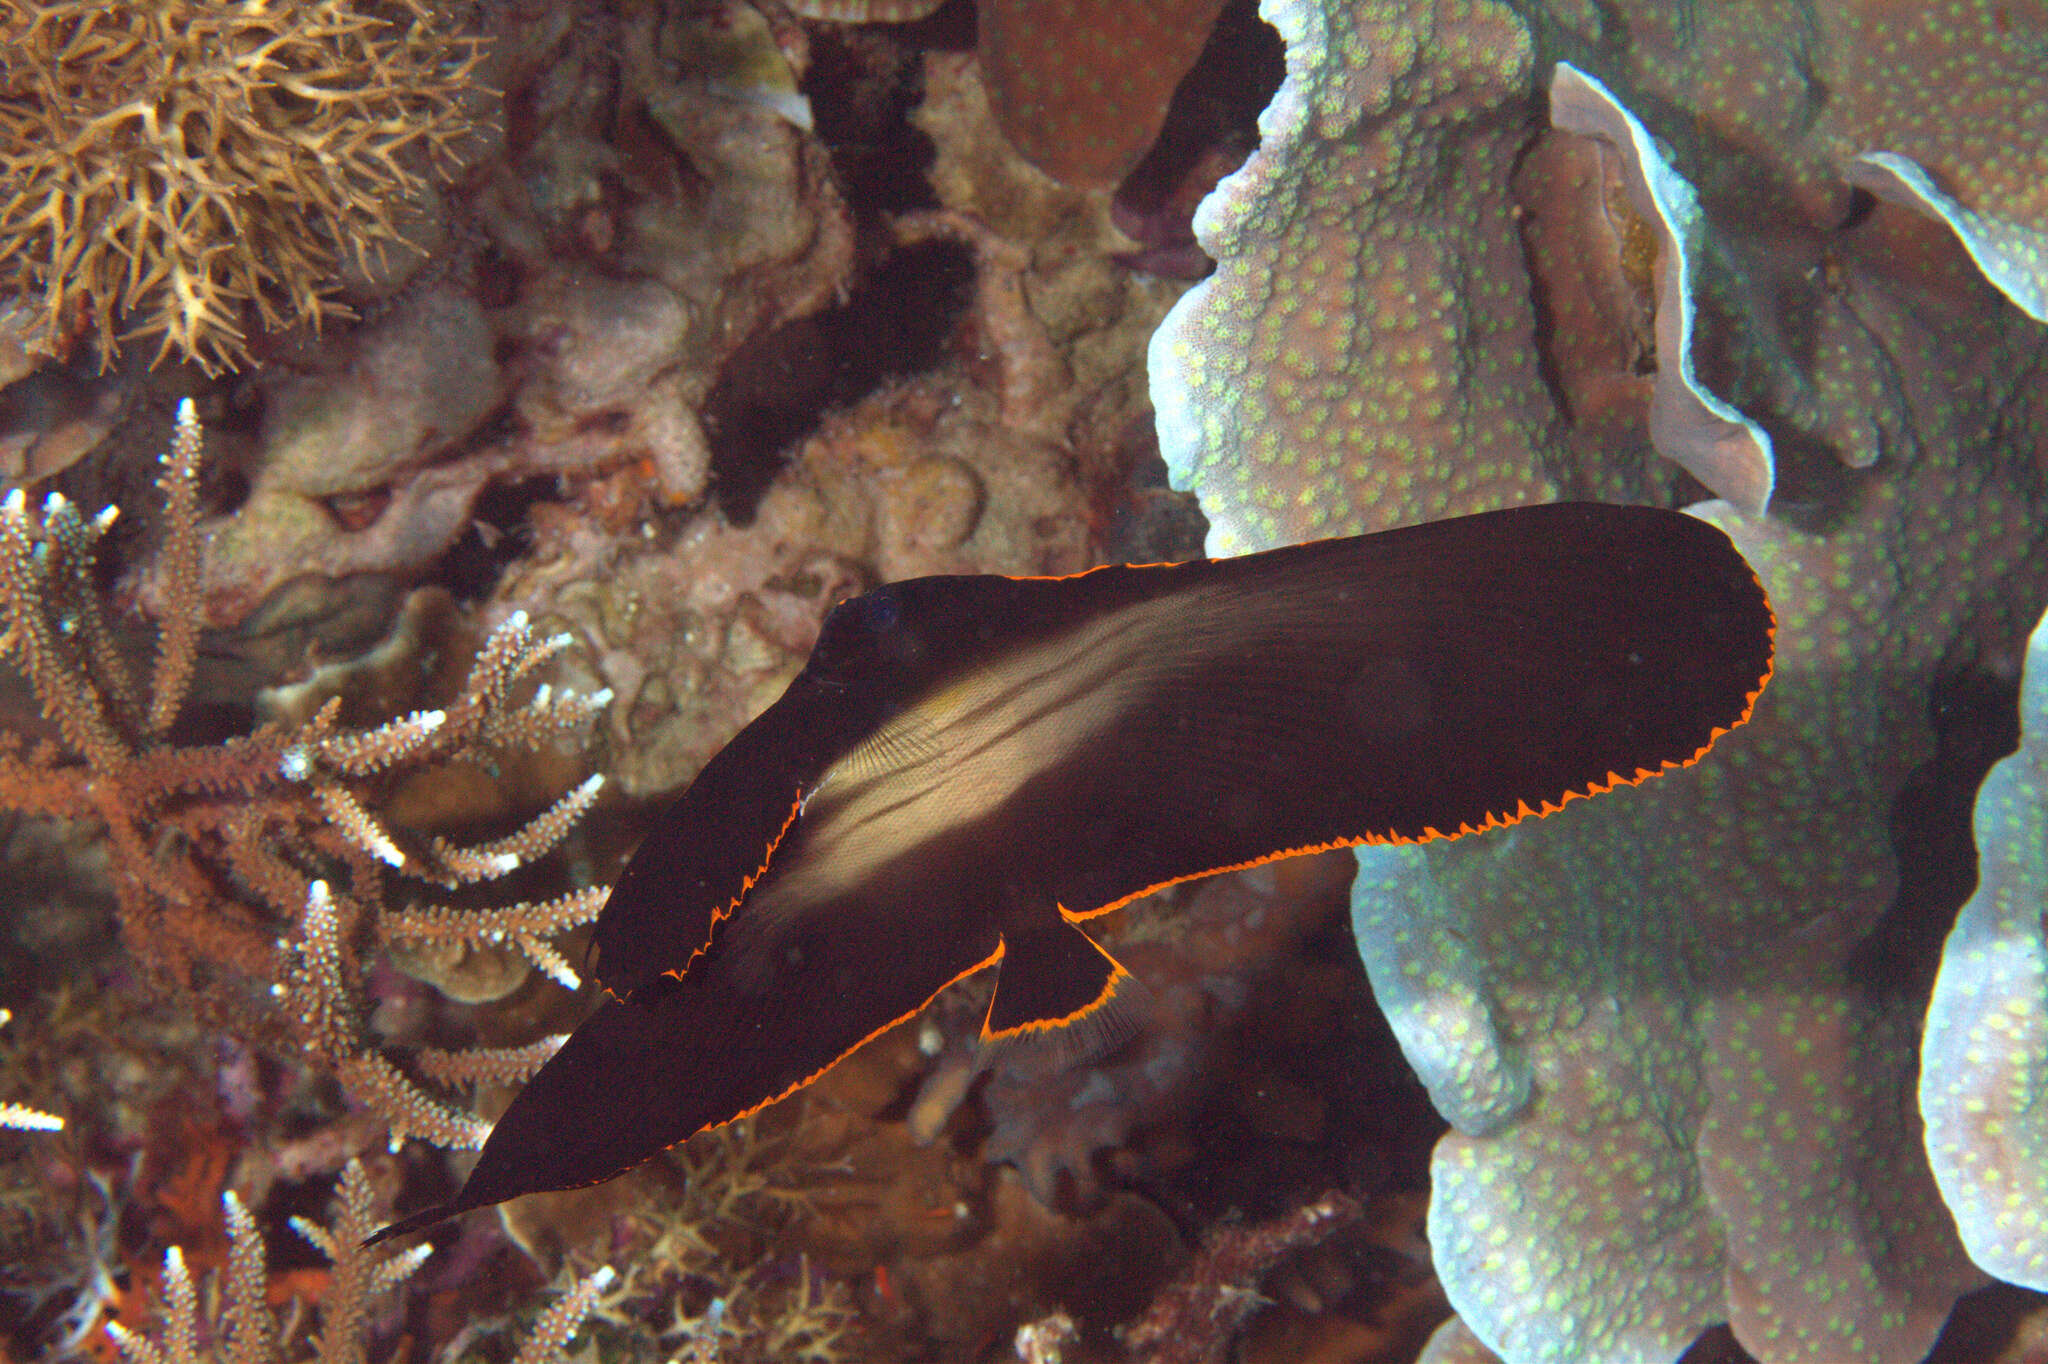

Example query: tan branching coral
[503,1118,860,1364]
[105,1161,613,1364]
[0,401,610,1149]
[0,0,488,373]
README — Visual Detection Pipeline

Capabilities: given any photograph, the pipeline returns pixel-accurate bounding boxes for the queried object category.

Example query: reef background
[1,1,2045,1362]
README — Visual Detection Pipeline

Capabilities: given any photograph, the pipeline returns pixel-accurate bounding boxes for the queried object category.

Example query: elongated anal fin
[368,865,1010,1244]
[364,1200,463,1248]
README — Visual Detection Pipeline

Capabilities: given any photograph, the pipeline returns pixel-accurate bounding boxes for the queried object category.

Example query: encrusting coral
[0,0,489,374]
[1531,0,2048,325]
[0,400,610,1151]
[1151,0,2048,1361]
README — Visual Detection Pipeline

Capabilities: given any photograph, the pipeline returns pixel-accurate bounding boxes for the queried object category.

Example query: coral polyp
[0,0,488,373]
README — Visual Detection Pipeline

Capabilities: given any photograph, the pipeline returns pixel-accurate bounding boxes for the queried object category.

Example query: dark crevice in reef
[1858,660,2023,1001]
[438,473,567,604]
[703,238,977,524]
[1925,1282,2048,1363]
[1095,415,1211,567]
[704,9,987,526]
[801,4,971,221]
[1117,0,1283,214]
[1110,0,1284,277]
[1138,904,1445,1239]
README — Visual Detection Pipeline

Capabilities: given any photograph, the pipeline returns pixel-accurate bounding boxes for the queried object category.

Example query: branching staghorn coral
[0,400,611,1150]
[569,1119,857,1364]
[105,1159,614,1364]
[0,1008,63,1133]
[0,0,488,373]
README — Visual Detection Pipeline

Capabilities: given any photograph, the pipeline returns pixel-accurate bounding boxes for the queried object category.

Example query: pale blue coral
[1921,602,2048,1290]
[1850,153,2048,324]
[1548,63,1775,515]
[1153,0,2048,1361]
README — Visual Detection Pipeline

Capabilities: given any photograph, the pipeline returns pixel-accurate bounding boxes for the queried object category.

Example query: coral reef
[35,0,2016,1360]
[489,47,1183,800]
[0,0,489,374]
[1151,2,2048,1363]
[132,0,857,630]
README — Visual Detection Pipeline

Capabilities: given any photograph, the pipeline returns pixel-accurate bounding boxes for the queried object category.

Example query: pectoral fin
[984,912,1135,1043]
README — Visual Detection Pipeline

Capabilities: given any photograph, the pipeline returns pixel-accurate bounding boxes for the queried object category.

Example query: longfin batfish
[368,502,1774,1243]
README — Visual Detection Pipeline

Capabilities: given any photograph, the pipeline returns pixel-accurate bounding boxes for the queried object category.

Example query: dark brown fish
[369,501,1774,1243]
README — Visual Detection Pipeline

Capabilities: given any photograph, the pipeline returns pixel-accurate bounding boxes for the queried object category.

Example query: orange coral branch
[0,409,612,1153]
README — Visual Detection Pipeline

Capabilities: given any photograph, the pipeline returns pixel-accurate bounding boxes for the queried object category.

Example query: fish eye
[812,588,902,668]
[864,593,901,631]
[827,588,898,635]
[823,588,900,633]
